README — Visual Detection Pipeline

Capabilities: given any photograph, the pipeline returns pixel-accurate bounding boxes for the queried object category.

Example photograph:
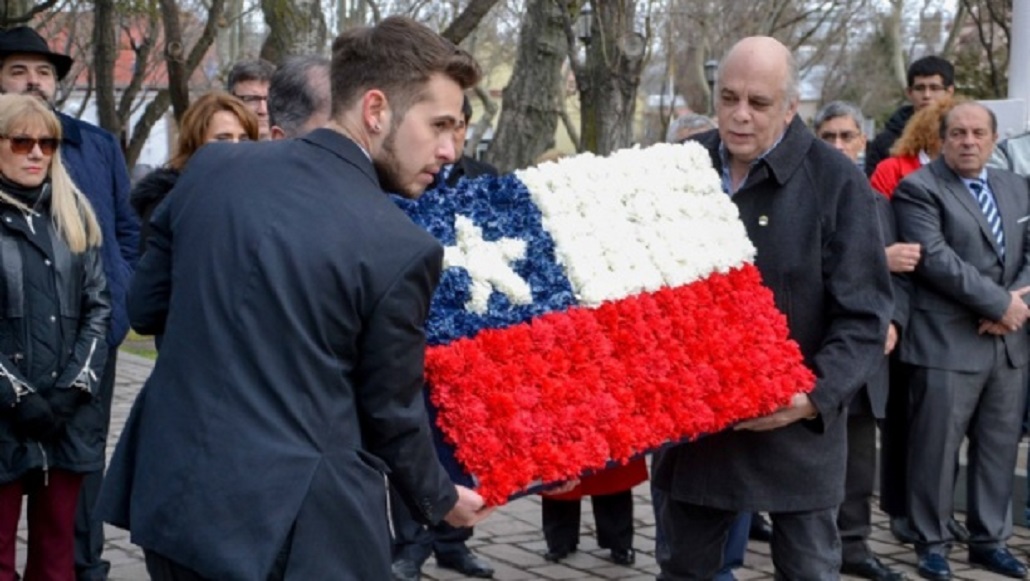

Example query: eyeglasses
[819,131,859,143]
[0,135,58,155]
[233,94,268,104]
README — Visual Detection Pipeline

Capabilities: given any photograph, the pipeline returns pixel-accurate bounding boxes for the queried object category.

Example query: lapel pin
[758,215,769,226]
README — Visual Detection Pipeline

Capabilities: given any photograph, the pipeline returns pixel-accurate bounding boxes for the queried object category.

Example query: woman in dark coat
[131,91,258,252]
[0,94,110,580]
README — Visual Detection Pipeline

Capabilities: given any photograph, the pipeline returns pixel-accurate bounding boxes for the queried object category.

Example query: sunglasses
[0,135,59,155]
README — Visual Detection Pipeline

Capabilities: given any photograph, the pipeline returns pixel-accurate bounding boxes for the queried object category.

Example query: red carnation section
[425,264,815,505]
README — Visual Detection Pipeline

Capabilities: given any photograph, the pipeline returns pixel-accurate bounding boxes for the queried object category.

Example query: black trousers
[656,496,840,580]
[390,486,473,564]
[839,401,877,563]
[879,357,911,518]
[541,491,634,552]
[74,350,118,581]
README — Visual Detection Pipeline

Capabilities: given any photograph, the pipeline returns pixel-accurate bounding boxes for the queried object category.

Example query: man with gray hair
[813,101,867,167]
[652,36,892,578]
[269,55,331,140]
[813,100,906,581]
[227,58,276,140]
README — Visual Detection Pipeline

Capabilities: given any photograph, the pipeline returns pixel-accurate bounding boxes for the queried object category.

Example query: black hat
[0,27,74,81]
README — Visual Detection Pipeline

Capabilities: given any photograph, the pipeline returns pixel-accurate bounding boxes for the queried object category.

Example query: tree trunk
[577,1,645,155]
[483,0,565,172]
[259,0,328,63]
[158,0,190,122]
[441,0,502,45]
[126,0,227,167]
[92,0,119,136]
[887,0,906,91]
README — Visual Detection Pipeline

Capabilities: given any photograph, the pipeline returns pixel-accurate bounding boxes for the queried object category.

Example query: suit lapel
[933,159,1002,260]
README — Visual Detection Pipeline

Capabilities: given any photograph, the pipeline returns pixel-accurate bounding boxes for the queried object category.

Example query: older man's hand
[734,393,817,432]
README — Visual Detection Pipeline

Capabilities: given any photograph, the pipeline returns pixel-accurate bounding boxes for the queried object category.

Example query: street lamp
[575,5,593,45]
[704,59,718,115]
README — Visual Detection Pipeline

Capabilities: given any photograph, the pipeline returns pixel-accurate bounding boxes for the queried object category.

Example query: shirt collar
[718,131,787,194]
[959,168,989,190]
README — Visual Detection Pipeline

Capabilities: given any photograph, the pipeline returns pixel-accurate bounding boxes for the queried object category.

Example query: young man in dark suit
[390,95,498,581]
[98,16,492,581]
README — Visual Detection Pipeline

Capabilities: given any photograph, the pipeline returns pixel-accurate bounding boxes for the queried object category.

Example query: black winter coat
[652,117,893,512]
[864,105,914,177]
[0,189,110,482]
[129,167,179,254]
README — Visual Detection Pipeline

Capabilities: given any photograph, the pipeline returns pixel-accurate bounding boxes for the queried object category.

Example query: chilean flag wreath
[395,142,814,505]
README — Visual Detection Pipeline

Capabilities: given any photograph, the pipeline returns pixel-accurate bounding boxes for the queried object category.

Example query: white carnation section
[515,142,756,307]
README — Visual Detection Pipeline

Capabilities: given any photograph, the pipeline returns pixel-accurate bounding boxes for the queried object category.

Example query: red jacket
[870,155,922,198]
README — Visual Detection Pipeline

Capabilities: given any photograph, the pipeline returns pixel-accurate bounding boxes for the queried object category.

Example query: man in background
[814,100,906,581]
[865,55,954,176]
[268,55,331,140]
[227,58,276,140]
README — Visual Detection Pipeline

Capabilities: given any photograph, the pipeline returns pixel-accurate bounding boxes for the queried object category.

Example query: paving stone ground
[14,351,1029,580]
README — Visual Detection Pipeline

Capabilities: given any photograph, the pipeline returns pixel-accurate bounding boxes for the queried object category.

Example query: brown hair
[329,16,481,121]
[0,94,101,252]
[168,91,259,170]
[889,95,964,159]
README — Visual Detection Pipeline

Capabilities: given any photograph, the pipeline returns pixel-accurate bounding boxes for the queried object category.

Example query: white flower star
[444,214,533,314]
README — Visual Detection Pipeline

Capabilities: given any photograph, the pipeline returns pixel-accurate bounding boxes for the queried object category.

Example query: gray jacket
[892,158,1030,371]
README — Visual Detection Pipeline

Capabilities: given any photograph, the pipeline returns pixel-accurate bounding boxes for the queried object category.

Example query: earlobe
[362,89,388,134]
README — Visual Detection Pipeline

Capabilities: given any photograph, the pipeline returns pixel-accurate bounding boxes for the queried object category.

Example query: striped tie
[970,180,1004,256]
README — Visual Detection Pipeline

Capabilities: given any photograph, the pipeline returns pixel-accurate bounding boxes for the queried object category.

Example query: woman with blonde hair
[0,93,110,580]
[131,91,258,251]
[870,95,961,198]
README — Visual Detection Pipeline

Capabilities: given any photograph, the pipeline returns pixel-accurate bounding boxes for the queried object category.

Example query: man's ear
[270,126,286,140]
[362,89,389,134]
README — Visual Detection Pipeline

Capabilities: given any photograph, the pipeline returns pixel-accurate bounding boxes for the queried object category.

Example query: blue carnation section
[395,174,578,346]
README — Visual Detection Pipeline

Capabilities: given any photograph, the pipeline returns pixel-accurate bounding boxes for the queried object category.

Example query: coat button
[49,315,56,322]
[43,259,51,266]
[50,371,57,378]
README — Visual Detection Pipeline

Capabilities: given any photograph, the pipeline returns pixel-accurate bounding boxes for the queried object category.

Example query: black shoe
[391,558,422,581]
[890,516,918,545]
[841,556,906,581]
[609,548,635,566]
[436,552,494,578]
[543,546,576,563]
[947,518,970,544]
[969,548,1027,579]
[748,512,773,542]
[916,553,951,581]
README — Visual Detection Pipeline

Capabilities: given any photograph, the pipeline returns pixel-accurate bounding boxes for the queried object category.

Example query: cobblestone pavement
[18,352,1030,580]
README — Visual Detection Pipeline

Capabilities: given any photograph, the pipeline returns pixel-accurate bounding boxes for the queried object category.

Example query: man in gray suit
[894,101,1030,580]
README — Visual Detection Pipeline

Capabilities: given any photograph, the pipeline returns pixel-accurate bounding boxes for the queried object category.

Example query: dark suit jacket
[893,158,1030,371]
[97,129,458,580]
[854,195,911,419]
[652,117,893,512]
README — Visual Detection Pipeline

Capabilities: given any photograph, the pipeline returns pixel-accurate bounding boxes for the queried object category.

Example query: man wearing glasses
[813,101,906,581]
[227,59,276,141]
[865,55,954,177]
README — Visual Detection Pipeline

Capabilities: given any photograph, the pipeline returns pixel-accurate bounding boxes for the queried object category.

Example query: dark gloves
[44,387,89,433]
[9,392,57,441]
